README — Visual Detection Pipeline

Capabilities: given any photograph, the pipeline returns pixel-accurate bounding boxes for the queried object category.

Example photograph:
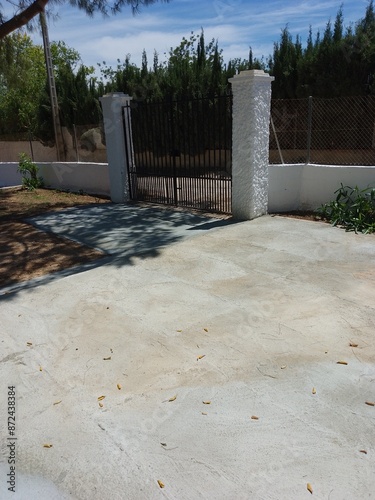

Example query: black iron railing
[124,94,232,214]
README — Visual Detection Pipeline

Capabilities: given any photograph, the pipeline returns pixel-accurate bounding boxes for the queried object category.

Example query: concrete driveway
[1,205,375,499]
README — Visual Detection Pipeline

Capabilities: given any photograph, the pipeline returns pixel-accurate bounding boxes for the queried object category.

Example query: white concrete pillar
[100,92,133,203]
[229,70,274,220]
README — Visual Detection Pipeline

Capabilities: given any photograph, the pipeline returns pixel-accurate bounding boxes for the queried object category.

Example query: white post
[229,70,274,220]
[100,92,133,203]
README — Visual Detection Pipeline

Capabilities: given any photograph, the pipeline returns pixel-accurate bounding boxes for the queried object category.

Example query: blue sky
[23,0,373,72]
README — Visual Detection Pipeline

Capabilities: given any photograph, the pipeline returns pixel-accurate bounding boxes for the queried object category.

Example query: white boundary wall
[0,163,22,187]
[1,162,374,213]
[269,163,375,212]
[0,162,110,197]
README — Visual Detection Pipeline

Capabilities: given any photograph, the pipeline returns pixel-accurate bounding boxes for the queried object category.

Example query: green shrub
[18,153,44,190]
[316,184,375,234]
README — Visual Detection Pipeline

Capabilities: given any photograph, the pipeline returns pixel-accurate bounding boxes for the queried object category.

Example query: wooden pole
[40,11,65,161]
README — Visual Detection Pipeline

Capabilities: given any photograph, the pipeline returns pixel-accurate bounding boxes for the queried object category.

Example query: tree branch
[0,0,169,39]
[0,0,49,39]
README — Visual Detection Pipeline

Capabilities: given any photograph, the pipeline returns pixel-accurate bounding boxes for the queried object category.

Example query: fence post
[306,96,313,164]
[100,92,133,203]
[228,70,274,220]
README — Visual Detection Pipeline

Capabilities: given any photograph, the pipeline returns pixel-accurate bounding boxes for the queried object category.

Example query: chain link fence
[0,124,106,163]
[3,96,375,167]
[270,95,375,166]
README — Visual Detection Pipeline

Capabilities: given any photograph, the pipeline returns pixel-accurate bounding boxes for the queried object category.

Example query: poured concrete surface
[1,209,375,499]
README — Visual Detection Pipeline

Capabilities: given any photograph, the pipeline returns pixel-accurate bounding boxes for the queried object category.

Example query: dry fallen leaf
[43,444,53,448]
[202,401,211,405]
[168,395,177,402]
[365,401,375,407]
[312,387,316,395]
[176,329,182,332]
[349,343,358,348]
[103,356,111,361]
[157,480,165,489]
[197,355,206,361]
[26,342,32,346]
[307,482,313,494]
[201,412,207,415]
[99,402,104,408]
[160,443,167,447]
[359,449,367,454]
[203,328,208,332]
[53,400,62,405]
[336,361,348,365]
[280,365,287,369]
[117,383,122,390]
[39,366,43,371]
[97,395,106,401]
[251,415,259,420]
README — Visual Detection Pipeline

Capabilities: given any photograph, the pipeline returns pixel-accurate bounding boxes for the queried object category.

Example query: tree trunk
[40,10,66,161]
[0,0,49,39]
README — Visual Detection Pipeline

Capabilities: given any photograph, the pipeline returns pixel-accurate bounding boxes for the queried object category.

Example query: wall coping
[270,163,375,169]
[229,69,275,84]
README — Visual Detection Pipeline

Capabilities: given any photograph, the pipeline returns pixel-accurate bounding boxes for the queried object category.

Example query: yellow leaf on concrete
[365,401,375,406]
[202,412,207,415]
[312,388,316,394]
[43,444,53,448]
[307,482,313,494]
[98,395,106,401]
[280,365,287,369]
[99,402,104,408]
[168,395,177,402]
[202,401,211,405]
[251,415,259,420]
[117,383,122,390]
[197,355,206,360]
[349,343,358,347]
[27,342,32,346]
[157,480,165,489]
[39,366,43,371]
[337,361,348,365]
[203,328,208,332]
[53,400,62,405]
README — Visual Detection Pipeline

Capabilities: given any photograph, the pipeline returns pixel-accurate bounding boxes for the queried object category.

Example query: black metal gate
[123,95,232,214]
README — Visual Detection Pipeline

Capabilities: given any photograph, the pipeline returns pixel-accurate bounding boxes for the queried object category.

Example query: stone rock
[80,128,105,152]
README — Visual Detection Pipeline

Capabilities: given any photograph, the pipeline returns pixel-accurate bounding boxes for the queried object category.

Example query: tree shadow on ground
[0,202,237,298]
[0,220,105,290]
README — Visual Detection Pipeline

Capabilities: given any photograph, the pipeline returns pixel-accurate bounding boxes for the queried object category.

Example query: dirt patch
[272,210,326,222]
[0,188,111,288]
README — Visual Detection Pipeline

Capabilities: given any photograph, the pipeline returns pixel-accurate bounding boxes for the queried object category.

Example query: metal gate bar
[124,94,232,214]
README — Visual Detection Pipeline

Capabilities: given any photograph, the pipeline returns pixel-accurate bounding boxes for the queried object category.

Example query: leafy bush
[18,153,44,190]
[316,184,375,234]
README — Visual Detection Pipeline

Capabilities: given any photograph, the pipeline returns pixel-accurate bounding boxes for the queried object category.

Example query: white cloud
[84,30,188,66]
